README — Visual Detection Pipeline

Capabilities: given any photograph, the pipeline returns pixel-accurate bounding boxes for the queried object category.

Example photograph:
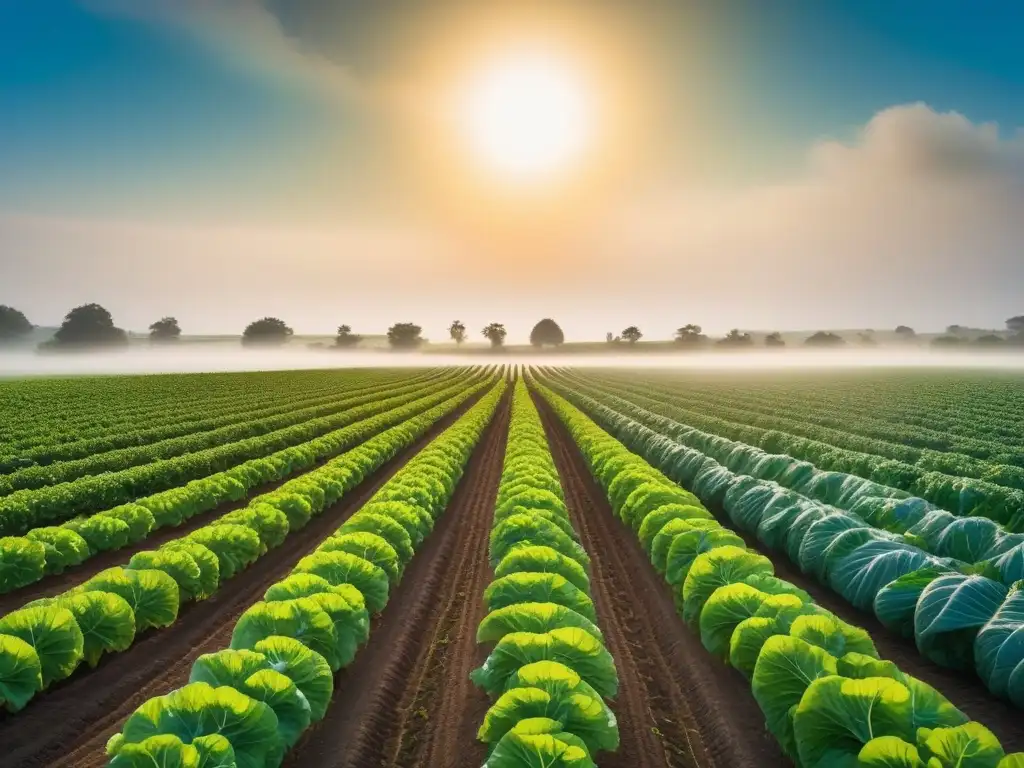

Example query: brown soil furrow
[0,389,487,768]
[285,390,510,768]
[533,389,788,768]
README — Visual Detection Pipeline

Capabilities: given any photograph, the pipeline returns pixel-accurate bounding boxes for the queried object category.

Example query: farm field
[1,366,1024,767]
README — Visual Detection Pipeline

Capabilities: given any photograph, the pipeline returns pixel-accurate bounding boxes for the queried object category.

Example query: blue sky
[2,1,1023,338]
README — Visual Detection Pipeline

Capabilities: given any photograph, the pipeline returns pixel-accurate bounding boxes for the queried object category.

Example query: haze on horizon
[2,1,1023,345]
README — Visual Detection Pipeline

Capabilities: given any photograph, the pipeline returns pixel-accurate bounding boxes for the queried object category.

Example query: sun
[456,49,595,183]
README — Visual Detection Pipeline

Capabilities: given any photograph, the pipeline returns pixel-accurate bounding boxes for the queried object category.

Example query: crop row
[654,372,1024,446]
[0,369,437,479]
[549,371,1024,569]
[101,379,506,766]
[0,368,485,536]
[557,370,1024,530]
[0,372,491,594]
[0,377,495,716]
[593,369,1024,458]
[534,377,1024,768]
[587,370,1024,484]
[539,373,1024,717]
[0,369,389,455]
[473,380,618,767]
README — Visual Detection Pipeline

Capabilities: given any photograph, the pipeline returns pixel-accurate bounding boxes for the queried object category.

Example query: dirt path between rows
[285,388,510,768]
[0,376,466,614]
[0,388,489,768]
[534,389,789,768]
[728,528,1024,752]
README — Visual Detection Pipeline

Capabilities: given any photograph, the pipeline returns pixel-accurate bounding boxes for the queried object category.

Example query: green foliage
[241,317,292,346]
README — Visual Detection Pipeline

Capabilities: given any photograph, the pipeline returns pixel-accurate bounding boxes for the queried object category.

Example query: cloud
[590,103,1024,332]
[80,0,366,104]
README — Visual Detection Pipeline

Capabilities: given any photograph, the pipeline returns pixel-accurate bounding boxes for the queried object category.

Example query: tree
[530,318,564,347]
[48,303,128,348]
[717,329,753,347]
[804,331,846,347]
[388,322,423,350]
[857,331,877,346]
[621,326,643,344]
[895,325,916,337]
[241,317,293,346]
[482,323,507,348]
[946,324,966,336]
[148,317,181,343]
[1006,316,1024,333]
[764,332,786,348]
[605,332,614,344]
[674,324,707,345]
[975,334,1005,347]
[0,305,32,341]
[448,320,467,346]
[335,324,361,348]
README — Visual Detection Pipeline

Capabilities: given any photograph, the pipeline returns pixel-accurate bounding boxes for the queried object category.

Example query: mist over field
[4,346,1024,377]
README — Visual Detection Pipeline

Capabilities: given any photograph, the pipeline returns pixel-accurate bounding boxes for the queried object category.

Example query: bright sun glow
[457,50,594,182]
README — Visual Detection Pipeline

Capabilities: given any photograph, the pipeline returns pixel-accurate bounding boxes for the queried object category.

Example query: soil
[533,389,790,768]
[284,388,510,768]
[0,387,489,768]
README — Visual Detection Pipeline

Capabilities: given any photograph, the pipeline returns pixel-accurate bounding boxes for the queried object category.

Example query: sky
[2,0,1024,342]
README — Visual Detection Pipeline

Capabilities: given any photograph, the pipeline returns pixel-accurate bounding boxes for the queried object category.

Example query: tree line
[3,302,1024,351]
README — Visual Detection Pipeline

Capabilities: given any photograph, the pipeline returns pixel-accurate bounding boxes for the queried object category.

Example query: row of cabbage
[664,375,1024,460]
[562,370,1024,530]
[0,368,480,538]
[0,368,400,460]
[471,381,619,768]
[0,372,486,594]
[541,373,1024,713]
[103,378,506,767]
[534,378,1024,768]
[0,369,427,470]
[590,370,1024,468]
[654,373,1024,451]
[0,376,495,716]
[0,369,440,493]
[551,371,1024,571]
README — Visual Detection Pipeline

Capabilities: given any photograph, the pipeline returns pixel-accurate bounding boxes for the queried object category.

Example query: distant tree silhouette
[530,318,564,347]
[857,331,877,346]
[149,317,181,343]
[47,303,128,348]
[1006,316,1024,333]
[804,331,846,347]
[717,329,754,347]
[764,332,786,348]
[946,324,966,335]
[482,323,507,348]
[0,305,32,341]
[895,325,916,337]
[388,322,424,349]
[605,332,614,344]
[621,326,643,344]
[674,324,707,345]
[448,320,467,346]
[241,317,293,346]
[335,324,361,348]
[975,334,1006,347]
[932,335,965,347]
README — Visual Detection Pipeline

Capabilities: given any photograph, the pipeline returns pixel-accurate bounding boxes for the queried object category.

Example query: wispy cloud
[80,0,366,104]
